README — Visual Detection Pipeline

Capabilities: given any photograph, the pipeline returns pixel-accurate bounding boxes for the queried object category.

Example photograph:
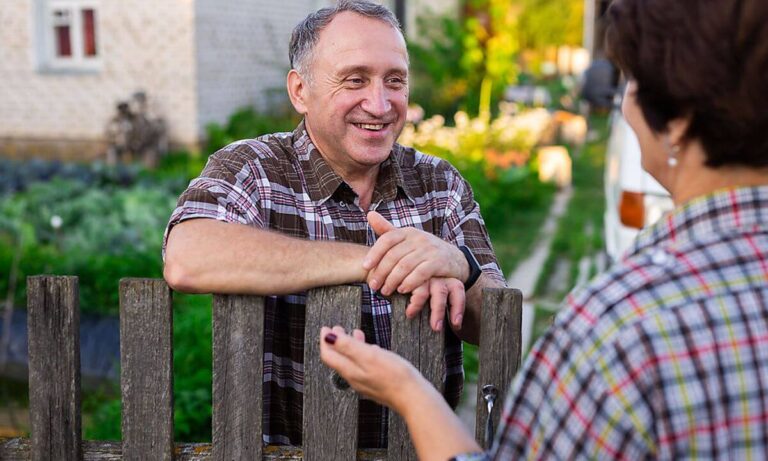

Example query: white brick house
[0,0,457,160]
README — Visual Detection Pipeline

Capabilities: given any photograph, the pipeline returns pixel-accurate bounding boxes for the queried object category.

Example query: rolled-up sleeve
[162,146,267,257]
[441,168,506,286]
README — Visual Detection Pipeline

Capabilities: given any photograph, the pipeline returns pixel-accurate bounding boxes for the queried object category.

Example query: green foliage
[0,179,176,314]
[84,294,214,442]
[408,0,520,118]
[408,0,584,117]
[399,108,553,229]
[205,106,300,156]
[407,15,472,118]
[518,0,584,50]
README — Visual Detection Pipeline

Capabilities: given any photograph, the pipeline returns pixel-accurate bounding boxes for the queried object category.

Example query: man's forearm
[164,219,369,294]
[457,273,507,344]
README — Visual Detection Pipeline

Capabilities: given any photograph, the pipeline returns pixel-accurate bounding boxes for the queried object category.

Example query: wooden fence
[0,276,522,460]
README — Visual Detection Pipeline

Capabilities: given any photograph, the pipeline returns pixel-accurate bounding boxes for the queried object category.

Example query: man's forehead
[315,12,407,55]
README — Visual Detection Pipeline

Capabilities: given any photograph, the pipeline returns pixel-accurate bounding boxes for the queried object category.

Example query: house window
[40,0,101,71]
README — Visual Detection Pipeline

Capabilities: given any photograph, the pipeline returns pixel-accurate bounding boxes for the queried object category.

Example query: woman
[321,0,768,458]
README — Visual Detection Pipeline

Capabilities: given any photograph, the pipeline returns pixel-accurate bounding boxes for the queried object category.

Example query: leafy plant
[205,106,300,156]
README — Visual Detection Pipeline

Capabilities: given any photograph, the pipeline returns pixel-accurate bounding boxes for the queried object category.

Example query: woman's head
[606,0,768,169]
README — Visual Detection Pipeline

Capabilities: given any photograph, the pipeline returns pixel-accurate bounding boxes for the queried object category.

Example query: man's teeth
[356,123,385,131]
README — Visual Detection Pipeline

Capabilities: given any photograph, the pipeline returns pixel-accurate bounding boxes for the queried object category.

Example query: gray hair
[289,0,403,82]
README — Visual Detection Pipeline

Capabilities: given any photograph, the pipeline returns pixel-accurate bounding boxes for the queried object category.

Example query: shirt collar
[291,120,418,206]
[630,185,768,256]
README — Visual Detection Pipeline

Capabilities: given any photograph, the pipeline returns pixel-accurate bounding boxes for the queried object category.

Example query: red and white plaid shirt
[455,186,768,460]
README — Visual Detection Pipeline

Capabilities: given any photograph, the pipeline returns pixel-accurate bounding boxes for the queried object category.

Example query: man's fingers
[366,240,411,292]
[405,283,430,318]
[380,253,426,296]
[446,279,466,329]
[429,280,449,331]
[363,231,407,272]
[396,260,436,294]
[367,211,395,236]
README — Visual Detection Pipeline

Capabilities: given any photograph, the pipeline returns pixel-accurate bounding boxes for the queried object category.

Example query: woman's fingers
[319,327,360,376]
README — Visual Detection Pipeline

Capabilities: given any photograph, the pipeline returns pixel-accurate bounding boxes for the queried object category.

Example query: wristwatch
[459,245,482,290]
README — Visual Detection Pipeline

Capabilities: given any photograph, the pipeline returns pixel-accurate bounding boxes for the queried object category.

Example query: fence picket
[27,275,81,461]
[475,288,523,449]
[303,285,362,461]
[212,294,265,461]
[119,278,174,461]
[387,293,445,461]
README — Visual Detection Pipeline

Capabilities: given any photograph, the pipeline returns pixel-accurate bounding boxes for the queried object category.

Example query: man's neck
[303,122,381,211]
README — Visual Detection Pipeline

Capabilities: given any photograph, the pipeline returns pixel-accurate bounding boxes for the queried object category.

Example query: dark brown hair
[605,0,768,167]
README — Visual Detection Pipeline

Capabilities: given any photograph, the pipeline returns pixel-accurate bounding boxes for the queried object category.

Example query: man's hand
[406,277,466,333]
[363,211,469,295]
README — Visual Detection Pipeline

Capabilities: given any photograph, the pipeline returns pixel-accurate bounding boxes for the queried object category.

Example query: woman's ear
[286,70,309,115]
[666,114,692,147]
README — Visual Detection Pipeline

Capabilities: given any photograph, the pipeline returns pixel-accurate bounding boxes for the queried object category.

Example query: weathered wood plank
[475,288,523,449]
[212,294,265,461]
[27,275,82,461]
[388,293,445,461]
[120,278,173,461]
[303,285,362,461]
[0,438,389,460]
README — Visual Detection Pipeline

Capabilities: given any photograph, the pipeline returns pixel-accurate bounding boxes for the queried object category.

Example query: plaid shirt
[455,185,768,460]
[164,121,504,448]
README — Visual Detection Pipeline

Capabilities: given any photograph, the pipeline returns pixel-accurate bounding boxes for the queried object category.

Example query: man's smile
[354,123,388,131]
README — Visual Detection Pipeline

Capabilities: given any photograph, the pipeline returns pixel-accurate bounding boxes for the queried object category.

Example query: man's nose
[360,82,392,117]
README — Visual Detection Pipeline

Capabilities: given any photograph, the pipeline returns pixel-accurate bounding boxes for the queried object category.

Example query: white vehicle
[604,110,675,261]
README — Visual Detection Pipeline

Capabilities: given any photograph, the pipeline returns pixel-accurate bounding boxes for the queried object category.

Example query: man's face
[298,12,409,175]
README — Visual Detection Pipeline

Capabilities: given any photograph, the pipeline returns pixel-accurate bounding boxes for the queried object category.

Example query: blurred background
[0,0,635,442]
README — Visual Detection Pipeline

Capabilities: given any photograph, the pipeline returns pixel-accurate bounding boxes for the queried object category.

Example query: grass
[534,116,608,299]
[527,114,609,350]
[485,174,557,277]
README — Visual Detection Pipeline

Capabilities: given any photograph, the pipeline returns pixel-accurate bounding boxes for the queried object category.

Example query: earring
[667,144,680,167]
[665,137,680,167]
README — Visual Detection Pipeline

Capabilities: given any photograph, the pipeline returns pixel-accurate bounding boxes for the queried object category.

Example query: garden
[0,0,599,442]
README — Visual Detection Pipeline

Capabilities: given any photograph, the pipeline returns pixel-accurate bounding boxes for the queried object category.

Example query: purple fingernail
[324,333,337,345]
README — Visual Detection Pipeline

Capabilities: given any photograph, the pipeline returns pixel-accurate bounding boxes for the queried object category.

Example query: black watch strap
[459,245,482,290]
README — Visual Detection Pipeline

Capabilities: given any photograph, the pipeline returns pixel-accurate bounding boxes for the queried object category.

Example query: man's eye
[347,78,365,85]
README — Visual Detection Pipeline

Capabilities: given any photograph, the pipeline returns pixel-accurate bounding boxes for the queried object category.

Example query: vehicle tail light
[619,190,644,229]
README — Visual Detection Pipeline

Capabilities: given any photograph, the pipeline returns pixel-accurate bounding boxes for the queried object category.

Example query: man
[163,0,506,448]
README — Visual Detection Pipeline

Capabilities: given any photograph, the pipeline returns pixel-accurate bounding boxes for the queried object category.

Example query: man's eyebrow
[335,65,408,76]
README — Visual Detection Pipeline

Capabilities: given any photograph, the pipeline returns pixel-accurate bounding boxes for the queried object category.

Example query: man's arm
[164,218,369,294]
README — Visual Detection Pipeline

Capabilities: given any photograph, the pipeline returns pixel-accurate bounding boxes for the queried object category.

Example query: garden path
[457,185,574,433]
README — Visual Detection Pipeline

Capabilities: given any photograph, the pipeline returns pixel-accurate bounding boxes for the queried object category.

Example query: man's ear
[287,69,309,115]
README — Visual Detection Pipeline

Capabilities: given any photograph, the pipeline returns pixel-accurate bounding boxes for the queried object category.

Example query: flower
[50,215,63,229]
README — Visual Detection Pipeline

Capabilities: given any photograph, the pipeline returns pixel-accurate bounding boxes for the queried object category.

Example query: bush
[398,108,553,229]
[0,179,176,314]
[205,107,300,156]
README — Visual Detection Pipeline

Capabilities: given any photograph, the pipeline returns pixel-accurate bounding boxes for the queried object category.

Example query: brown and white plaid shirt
[164,121,505,448]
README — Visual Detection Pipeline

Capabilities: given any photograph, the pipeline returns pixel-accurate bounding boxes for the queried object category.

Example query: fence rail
[0,276,522,460]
